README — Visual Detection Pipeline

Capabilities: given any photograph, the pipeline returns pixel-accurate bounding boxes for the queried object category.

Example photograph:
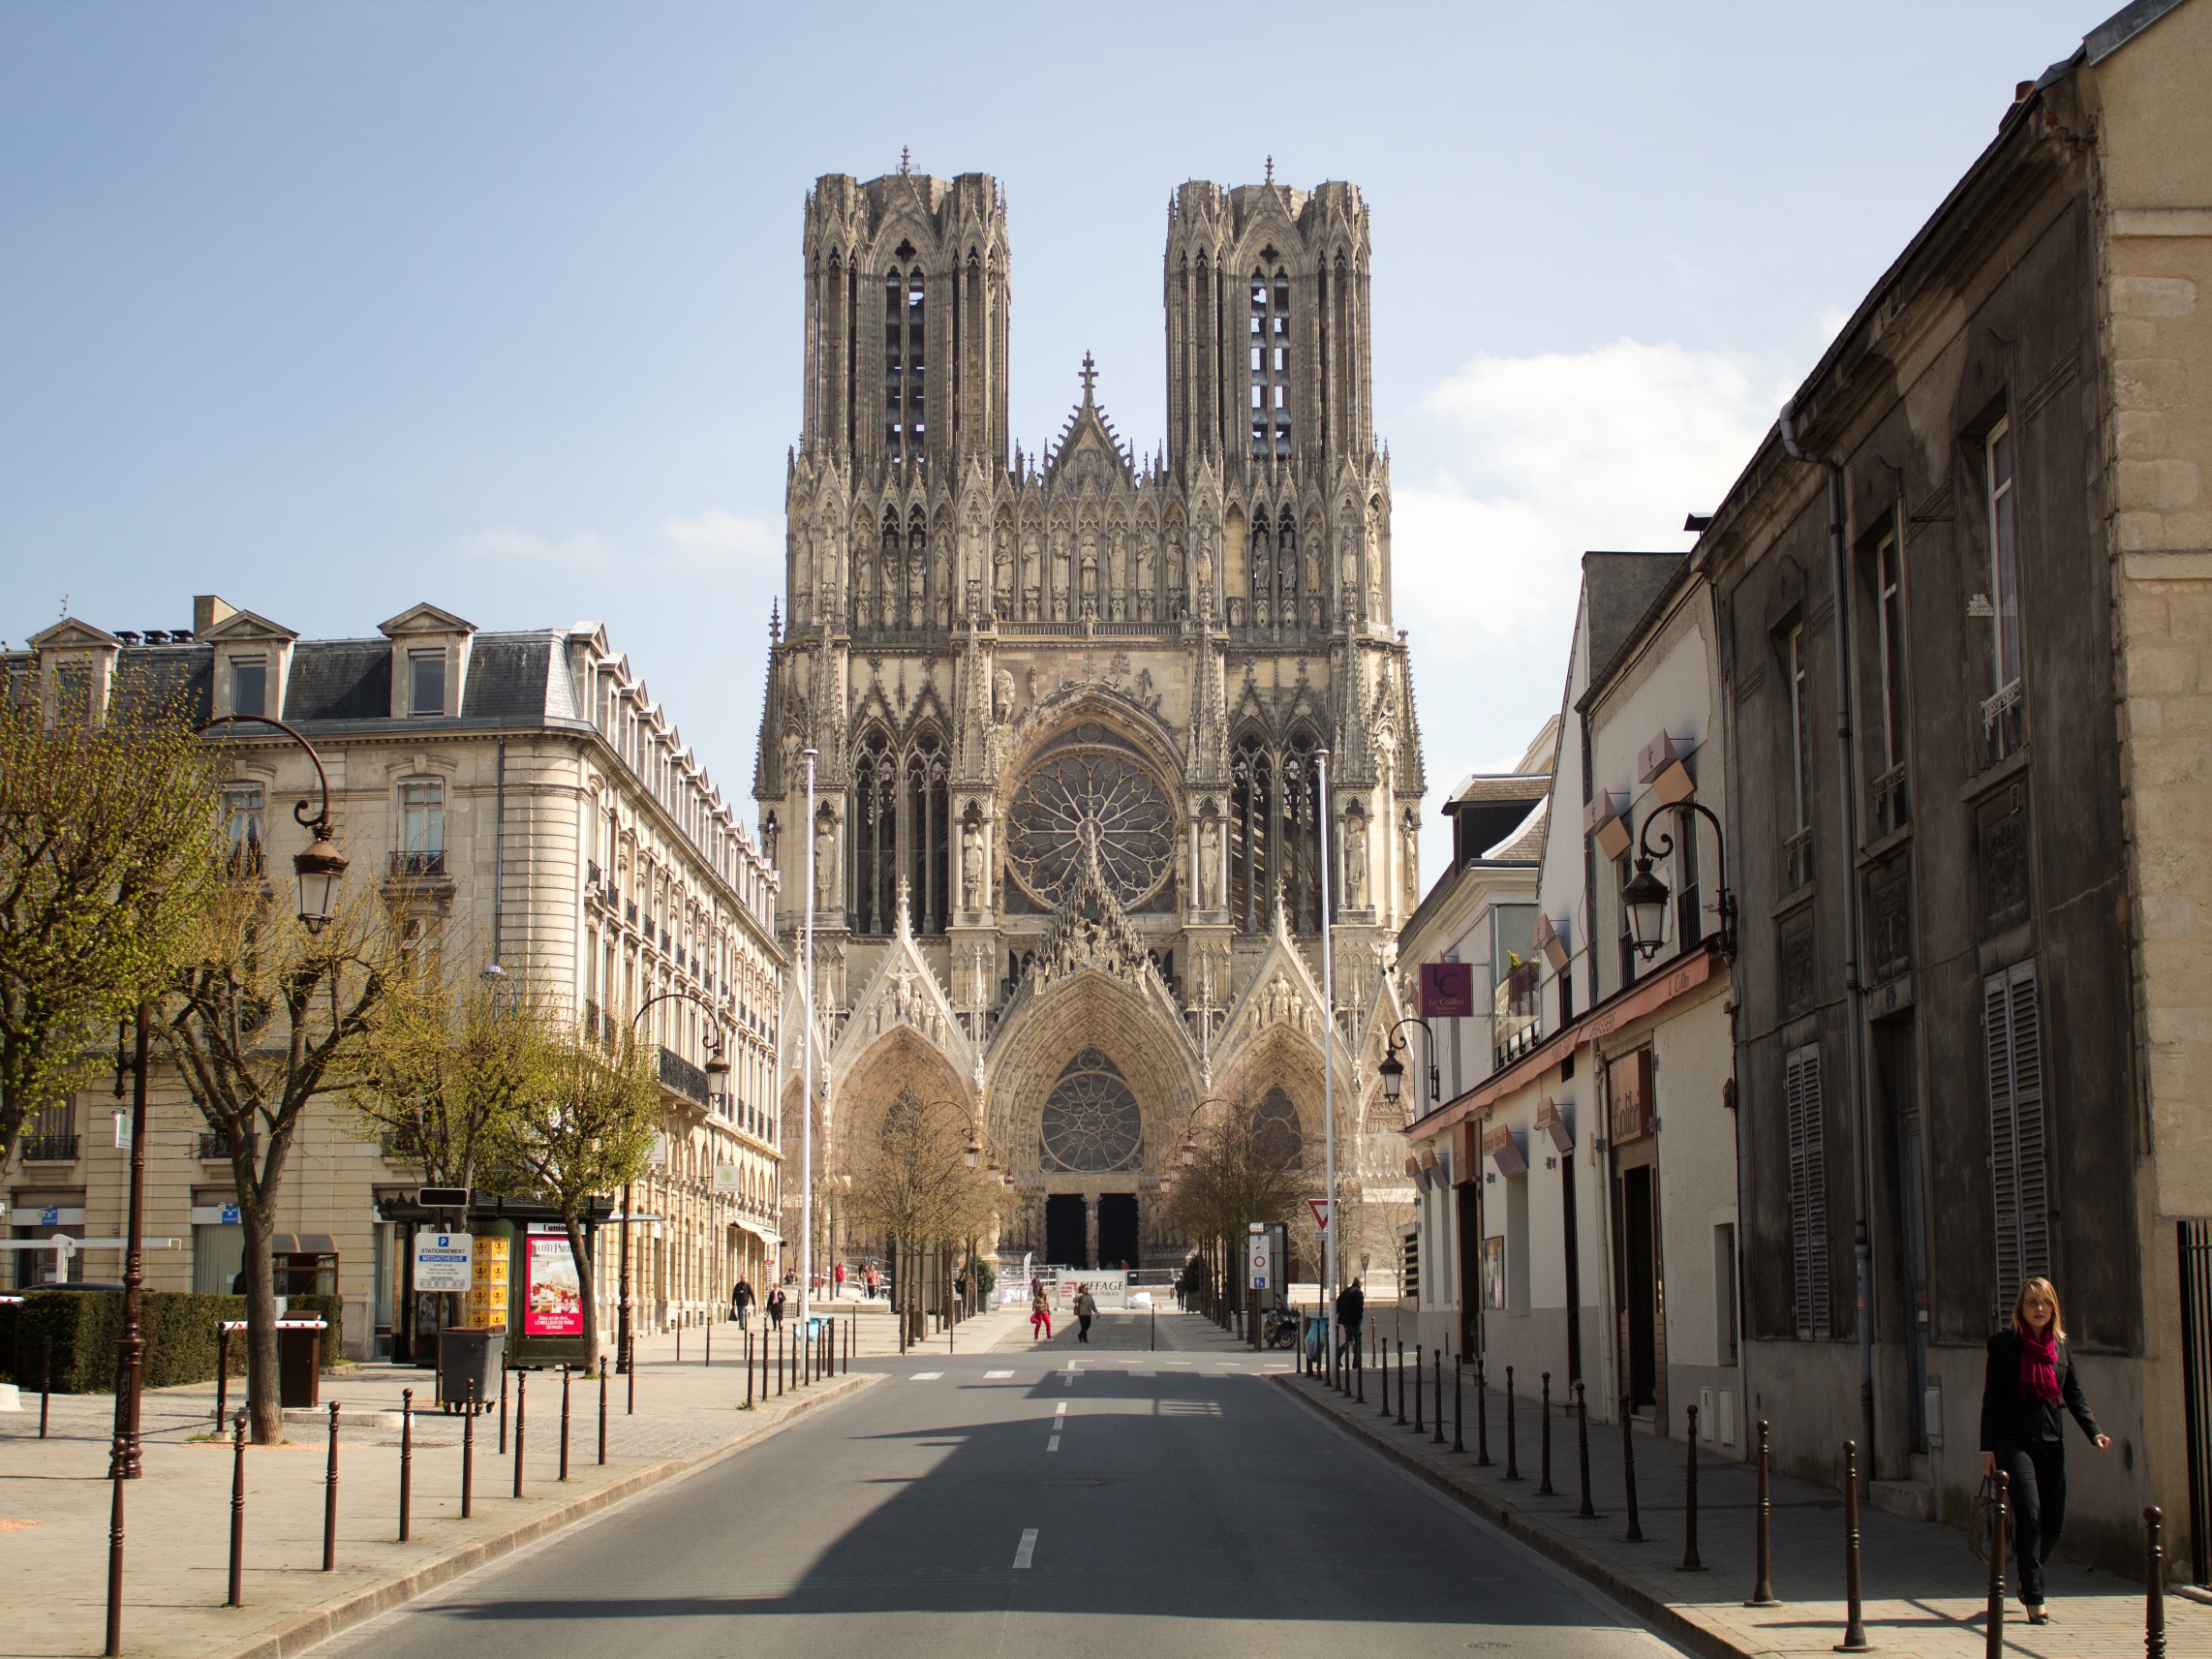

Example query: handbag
[1968,1475,2013,1564]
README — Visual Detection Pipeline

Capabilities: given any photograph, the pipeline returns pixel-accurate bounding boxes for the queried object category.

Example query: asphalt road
[320,1328,1682,1659]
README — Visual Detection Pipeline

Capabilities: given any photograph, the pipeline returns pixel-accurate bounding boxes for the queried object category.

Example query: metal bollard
[400,1389,414,1548]
[1434,1350,1446,1446]
[1984,1467,2009,1658]
[227,1410,247,1607]
[675,1325,681,1364]
[1621,1389,1644,1541]
[1396,1341,1407,1426]
[1538,1373,1554,1494]
[598,1357,608,1465]
[706,1323,711,1367]
[2147,1505,2167,1659]
[627,1337,635,1416]
[1356,1336,1366,1404]
[1413,1344,1424,1434]
[745,1333,754,1407]
[560,1366,571,1482]
[462,1380,475,1519]
[215,1327,230,1429]
[105,1433,125,1657]
[1746,1420,1778,1605]
[512,1372,527,1500]
[499,1363,508,1454]
[1576,1381,1597,1519]
[1453,1356,1464,1453]
[1475,1360,1490,1465]
[323,1402,341,1572]
[778,1326,785,1397]
[1504,1367,1521,1480]
[1679,1404,1705,1571]
[1839,1441,1869,1652]
[41,1335,51,1438]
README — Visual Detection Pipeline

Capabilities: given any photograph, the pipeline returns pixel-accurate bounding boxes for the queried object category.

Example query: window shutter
[1986,961,2050,1321]
[1785,1043,1831,1339]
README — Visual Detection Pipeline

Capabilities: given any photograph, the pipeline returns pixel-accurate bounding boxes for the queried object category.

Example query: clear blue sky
[1,0,2103,872]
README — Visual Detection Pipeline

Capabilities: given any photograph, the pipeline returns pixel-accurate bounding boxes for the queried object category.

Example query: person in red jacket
[1979,1276,2110,1623]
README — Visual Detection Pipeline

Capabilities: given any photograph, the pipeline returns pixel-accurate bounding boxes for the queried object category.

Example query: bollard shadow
[416,1368,1631,1634]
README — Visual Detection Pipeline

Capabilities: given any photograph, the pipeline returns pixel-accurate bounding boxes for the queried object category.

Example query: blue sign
[41,1208,59,1226]
[220,1205,240,1224]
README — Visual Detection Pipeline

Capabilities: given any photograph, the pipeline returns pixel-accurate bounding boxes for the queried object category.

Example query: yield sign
[1308,1198,1333,1231]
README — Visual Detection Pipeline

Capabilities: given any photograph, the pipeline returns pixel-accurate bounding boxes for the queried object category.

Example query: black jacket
[1980,1329,2100,1451]
[1335,1284,1366,1327]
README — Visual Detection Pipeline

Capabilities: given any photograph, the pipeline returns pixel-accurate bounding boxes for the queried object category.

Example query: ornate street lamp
[199,714,350,932]
[1377,1018,1440,1110]
[1621,800,1737,963]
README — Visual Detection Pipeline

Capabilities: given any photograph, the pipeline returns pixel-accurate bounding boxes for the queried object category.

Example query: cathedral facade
[755,164,1425,1272]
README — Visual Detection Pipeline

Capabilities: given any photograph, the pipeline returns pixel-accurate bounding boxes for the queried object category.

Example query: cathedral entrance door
[1097,1193,1139,1271]
[1045,1194,1088,1269]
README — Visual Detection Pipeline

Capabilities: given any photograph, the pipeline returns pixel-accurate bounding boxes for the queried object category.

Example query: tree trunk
[237,1209,283,1444]
[564,1213,599,1371]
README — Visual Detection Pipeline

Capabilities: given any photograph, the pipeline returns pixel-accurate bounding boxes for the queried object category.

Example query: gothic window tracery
[1004,738,1174,907]
[1040,1049,1143,1173]
[850,725,950,936]
[1253,1086,1304,1169]
[1231,728,1323,934]
[1249,265,1291,458]
[885,266,927,470]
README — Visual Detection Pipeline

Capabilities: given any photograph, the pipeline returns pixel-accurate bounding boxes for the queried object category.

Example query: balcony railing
[1871,762,1910,838]
[19,1133,80,1162]
[221,841,266,879]
[388,848,448,879]
[660,1046,710,1107]
[1783,826,1814,891]
[198,1131,232,1160]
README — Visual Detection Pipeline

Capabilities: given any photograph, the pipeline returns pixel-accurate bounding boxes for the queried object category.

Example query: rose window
[1005,749,1174,906]
[1040,1048,1144,1173]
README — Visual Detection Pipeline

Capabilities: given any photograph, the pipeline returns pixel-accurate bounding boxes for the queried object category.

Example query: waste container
[277,1319,327,1408]
[437,1327,506,1412]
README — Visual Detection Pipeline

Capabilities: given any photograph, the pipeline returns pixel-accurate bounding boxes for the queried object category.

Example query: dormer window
[231,658,267,719]
[410,651,445,716]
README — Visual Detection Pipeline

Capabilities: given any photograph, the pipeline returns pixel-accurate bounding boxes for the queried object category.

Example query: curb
[214,1371,876,1659]
[1271,1373,1750,1659]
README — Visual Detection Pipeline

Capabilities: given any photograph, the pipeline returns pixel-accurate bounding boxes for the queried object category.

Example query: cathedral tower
[760,165,1423,1277]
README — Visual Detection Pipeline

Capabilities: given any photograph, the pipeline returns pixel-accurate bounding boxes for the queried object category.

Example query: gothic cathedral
[756,165,1426,1272]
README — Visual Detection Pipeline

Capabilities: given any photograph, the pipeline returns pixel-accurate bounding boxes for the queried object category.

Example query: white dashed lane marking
[1047,1434,1060,1452]
[1013,1528,1038,1569]
[909,1371,943,1381]
[984,1370,1014,1378]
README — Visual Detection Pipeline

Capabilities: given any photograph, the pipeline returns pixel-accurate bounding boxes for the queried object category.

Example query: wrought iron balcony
[660,1046,710,1107]
[19,1133,79,1162]
[388,848,448,879]
[1871,762,1911,838]
[1782,826,1814,891]
[198,1131,232,1160]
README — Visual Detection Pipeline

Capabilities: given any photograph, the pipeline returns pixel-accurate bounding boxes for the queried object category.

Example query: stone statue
[1401,814,1419,906]
[814,815,838,910]
[993,667,1015,724]
[961,821,983,910]
[1343,816,1367,910]
[1198,817,1220,908]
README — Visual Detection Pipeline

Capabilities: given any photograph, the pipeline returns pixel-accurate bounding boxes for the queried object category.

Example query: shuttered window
[1985,961,2050,1323]
[1785,1043,1831,1339]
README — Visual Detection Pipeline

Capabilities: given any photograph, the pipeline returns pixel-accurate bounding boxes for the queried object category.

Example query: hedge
[2,1291,343,1393]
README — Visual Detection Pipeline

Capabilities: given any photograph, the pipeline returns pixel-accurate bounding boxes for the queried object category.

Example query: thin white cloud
[455,507,776,573]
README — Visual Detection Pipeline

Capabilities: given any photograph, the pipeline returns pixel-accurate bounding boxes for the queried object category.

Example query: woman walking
[767,1284,786,1332]
[1074,1284,1097,1344]
[1029,1286,1053,1341]
[1979,1276,2110,1623]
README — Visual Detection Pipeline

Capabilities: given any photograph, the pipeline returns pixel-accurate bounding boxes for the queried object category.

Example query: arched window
[884,270,905,462]
[1231,730,1324,934]
[906,507,928,631]
[1249,265,1292,457]
[1231,733,1274,932]
[853,727,898,933]
[1041,1050,1143,1173]
[1253,1086,1304,1169]
[906,729,950,935]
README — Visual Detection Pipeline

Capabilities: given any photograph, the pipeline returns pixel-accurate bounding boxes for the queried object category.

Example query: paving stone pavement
[0,1322,875,1659]
[1277,1354,2211,1658]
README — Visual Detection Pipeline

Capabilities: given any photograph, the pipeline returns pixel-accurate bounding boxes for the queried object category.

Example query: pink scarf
[2018,1326,2061,1402]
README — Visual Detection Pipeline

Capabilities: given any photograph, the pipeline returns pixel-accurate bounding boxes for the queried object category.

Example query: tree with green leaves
[0,676,220,1170]
[158,884,394,1443]
[502,1025,660,1368]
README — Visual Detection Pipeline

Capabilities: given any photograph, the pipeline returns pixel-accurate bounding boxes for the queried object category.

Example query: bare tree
[0,675,218,1169]
[1163,1096,1316,1323]
[843,1090,1001,1344]
[158,886,394,1442]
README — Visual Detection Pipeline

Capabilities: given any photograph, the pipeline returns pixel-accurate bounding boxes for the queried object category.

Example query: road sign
[413,1230,474,1292]
[415,1186,469,1210]
[1308,1199,1333,1231]
[1247,1242,1270,1290]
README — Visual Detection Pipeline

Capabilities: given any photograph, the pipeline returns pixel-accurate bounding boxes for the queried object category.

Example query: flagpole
[1316,749,1337,1380]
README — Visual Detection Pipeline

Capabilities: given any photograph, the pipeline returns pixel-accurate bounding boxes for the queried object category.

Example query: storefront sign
[712,1162,740,1193]
[413,1230,474,1293]
[1421,962,1476,1019]
[523,1234,583,1336]
[1609,1050,1654,1145]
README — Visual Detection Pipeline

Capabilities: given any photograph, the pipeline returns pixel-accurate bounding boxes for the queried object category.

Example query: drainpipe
[492,739,507,966]
[1778,401,1875,1494]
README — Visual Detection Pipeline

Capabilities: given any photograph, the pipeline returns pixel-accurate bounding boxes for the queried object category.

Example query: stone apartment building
[1692,0,2212,1568]
[4,597,784,1355]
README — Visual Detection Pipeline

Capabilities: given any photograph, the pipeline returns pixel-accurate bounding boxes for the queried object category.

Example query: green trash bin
[438,1328,506,1412]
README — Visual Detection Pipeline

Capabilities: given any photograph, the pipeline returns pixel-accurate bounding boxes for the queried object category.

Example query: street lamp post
[625,989,731,1371]
[1620,801,1736,964]
[800,748,818,1339]
[1376,1018,1442,1117]
[1316,748,1339,1399]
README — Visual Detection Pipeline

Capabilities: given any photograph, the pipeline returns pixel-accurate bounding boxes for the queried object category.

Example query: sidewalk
[0,1323,874,1659]
[1278,1361,2210,1658]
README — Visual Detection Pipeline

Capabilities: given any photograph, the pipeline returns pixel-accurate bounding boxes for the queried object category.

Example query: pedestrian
[731,1275,754,1331]
[1980,1275,2110,1624]
[1075,1284,1097,1344]
[1335,1275,1365,1366]
[767,1284,786,1331]
[1029,1286,1053,1341]
[835,1261,846,1298]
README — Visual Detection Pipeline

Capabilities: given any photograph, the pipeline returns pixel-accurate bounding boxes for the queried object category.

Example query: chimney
[194,595,237,636]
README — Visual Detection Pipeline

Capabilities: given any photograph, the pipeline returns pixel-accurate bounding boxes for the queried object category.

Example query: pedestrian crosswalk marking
[909,1371,943,1380]
[1013,1527,1038,1569]
[984,1369,1014,1378]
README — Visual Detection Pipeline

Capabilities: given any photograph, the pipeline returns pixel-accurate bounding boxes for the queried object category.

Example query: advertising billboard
[523,1233,583,1337]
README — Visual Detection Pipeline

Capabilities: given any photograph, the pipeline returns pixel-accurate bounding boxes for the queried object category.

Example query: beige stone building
[4,598,783,1354]
[757,165,1426,1276]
